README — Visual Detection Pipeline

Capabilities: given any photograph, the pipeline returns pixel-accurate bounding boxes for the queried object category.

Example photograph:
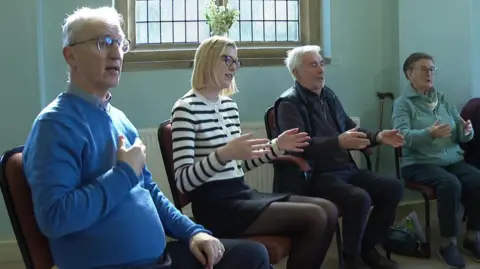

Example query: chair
[157,120,291,265]
[0,146,55,269]
[391,147,434,258]
[391,147,467,259]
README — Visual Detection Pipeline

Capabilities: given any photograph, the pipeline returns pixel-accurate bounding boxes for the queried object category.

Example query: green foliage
[204,0,240,36]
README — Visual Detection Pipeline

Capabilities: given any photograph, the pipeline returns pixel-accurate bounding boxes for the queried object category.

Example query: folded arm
[171,101,227,193]
[392,98,434,148]
[142,166,210,242]
[23,119,139,239]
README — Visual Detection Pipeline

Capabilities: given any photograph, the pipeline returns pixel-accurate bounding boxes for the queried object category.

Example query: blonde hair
[191,36,238,96]
[285,45,322,80]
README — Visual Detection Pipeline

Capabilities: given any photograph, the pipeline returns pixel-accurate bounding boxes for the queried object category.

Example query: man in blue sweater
[22,6,270,269]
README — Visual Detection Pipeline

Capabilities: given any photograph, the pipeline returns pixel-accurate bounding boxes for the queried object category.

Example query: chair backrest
[264,106,278,140]
[460,98,480,152]
[157,120,191,212]
[0,146,54,269]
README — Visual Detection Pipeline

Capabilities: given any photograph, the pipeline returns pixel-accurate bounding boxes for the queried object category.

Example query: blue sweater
[22,87,209,269]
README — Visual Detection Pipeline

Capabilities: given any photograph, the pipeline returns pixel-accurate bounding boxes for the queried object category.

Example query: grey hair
[284,45,322,80]
[61,6,124,48]
[61,6,124,82]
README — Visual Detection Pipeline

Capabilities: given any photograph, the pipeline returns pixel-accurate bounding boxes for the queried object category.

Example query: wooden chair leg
[422,191,432,258]
[336,223,344,268]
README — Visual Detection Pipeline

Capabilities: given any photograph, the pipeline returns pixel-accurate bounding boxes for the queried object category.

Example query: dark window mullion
[172,0,175,42]
[262,0,265,41]
[146,0,150,43]
[274,0,277,42]
[159,0,162,43]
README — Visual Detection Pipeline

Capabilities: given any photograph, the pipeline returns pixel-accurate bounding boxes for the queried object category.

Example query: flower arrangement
[204,0,240,36]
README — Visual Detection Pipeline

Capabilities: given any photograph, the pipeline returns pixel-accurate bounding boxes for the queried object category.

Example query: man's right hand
[338,127,371,149]
[428,120,452,138]
[117,136,146,176]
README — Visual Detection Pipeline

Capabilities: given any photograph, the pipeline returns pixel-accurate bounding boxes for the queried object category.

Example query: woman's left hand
[462,118,473,134]
[277,128,310,152]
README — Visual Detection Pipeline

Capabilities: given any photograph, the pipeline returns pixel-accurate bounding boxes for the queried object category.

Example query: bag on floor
[383,211,426,257]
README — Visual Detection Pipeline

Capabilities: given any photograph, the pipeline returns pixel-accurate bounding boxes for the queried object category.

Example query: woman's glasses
[222,55,241,68]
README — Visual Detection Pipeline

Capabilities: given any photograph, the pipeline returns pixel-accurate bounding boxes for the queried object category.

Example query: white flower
[204,0,239,36]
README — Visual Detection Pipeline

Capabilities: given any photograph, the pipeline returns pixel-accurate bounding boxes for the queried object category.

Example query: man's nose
[107,44,123,59]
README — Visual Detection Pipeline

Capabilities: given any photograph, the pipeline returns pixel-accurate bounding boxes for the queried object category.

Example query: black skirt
[189,177,291,238]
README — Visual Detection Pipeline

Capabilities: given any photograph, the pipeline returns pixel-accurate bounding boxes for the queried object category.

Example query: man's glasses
[419,66,438,73]
[70,36,130,53]
[222,55,241,68]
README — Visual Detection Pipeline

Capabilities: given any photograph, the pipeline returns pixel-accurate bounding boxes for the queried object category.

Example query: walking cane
[375,92,394,173]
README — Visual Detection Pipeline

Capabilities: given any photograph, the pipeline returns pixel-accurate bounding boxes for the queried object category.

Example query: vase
[211,31,229,37]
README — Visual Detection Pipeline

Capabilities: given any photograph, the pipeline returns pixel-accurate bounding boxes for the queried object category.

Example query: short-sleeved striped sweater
[170,89,284,193]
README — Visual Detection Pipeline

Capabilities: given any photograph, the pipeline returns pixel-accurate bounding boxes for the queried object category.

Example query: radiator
[139,118,361,216]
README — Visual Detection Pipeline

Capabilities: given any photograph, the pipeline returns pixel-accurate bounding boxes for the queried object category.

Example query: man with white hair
[22,6,270,269]
[273,45,405,269]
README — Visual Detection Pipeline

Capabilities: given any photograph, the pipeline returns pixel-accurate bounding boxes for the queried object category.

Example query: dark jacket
[272,83,378,194]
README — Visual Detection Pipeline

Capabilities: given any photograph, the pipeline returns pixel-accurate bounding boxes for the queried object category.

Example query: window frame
[116,0,324,71]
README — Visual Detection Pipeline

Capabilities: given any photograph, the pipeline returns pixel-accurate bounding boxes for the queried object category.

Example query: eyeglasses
[410,65,438,74]
[419,66,438,73]
[222,55,241,68]
[70,36,130,53]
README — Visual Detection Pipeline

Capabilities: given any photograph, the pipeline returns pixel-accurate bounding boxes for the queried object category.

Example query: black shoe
[463,236,480,262]
[439,243,466,269]
[361,248,398,269]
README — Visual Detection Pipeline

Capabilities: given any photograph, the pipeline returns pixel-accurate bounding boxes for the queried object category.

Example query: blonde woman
[170,36,338,269]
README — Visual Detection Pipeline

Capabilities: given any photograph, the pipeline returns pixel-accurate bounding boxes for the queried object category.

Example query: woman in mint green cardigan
[392,52,479,269]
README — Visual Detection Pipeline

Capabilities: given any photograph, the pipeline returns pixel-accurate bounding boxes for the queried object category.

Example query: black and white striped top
[171,89,284,193]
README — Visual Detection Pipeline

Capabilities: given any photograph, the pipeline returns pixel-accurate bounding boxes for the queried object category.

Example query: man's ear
[63,46,76,67]
[292,68,299,80]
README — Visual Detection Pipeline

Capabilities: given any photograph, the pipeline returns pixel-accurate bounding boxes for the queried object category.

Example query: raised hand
[217,133,272,162]
[461,118,473,133]
[338,127,371,150]
[276,128,310,152]
[116,135,147,175]
[428,120,452,138]
[378,129,404,147]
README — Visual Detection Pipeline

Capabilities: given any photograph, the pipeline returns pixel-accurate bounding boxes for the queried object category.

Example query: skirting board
[0,199,430,265]
[0,240,22,264]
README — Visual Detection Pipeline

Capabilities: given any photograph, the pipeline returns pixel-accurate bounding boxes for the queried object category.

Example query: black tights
[243,195,338,269]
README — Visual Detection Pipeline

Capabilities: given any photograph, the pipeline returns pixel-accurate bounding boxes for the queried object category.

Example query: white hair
[284,45,322,80]
[61,6,124,48]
